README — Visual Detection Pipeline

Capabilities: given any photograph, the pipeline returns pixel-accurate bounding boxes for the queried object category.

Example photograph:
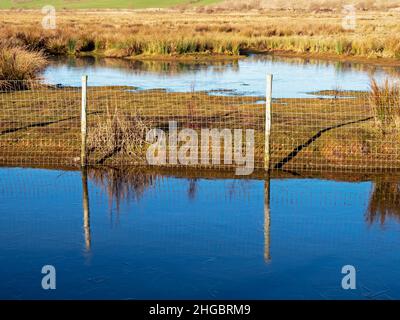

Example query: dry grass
[87,107,149,163]
[0,45,47,90]
[1,8,400,60]
[369,79,400,132]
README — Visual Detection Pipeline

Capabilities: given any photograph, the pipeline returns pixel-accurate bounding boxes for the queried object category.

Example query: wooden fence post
[81,75,88,167]
[265,74,273,171]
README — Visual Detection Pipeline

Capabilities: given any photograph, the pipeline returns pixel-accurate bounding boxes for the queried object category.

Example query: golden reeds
[369,79,400,132]
[0,45,47,90]
[1,9,400,60]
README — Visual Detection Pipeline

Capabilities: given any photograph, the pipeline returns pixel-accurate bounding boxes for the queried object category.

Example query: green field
[0,0,219,10]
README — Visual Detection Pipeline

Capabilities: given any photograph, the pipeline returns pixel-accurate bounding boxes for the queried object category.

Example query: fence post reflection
[82,168,91,251]
[264,176,271,262]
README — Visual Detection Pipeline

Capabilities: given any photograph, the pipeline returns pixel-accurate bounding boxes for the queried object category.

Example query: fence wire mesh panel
[85,85,265,170]
[270,91,400,173]
[1,77,400,173]
[0,81,81,167]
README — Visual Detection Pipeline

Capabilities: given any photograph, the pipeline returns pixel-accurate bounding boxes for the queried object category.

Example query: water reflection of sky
[42,55,400,98]
[1,167,400,299]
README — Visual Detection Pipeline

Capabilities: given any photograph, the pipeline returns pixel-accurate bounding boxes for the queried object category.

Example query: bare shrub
[87,108,149,163]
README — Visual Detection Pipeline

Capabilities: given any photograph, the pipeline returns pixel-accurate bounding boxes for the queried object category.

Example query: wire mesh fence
[271,90,400,172]
[85,85,265,170]
[0,81,81,167]
[0,77,399,173]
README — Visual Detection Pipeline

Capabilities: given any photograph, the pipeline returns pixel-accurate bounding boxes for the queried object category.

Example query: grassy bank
[1,82,400,172]
[1,9,400,61]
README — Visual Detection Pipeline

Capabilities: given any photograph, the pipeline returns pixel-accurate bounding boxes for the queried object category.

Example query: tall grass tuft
[369,79,400,132]
[87,107,149,162]
[0,46,47,91]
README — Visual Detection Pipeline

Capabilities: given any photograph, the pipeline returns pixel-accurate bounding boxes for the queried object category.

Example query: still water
[43,54,400,97]
[1,167,400,299]
[2,54,400,299]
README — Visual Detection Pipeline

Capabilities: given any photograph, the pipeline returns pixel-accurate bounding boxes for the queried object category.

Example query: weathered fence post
[265,74,273,171]
[81,75,88,167]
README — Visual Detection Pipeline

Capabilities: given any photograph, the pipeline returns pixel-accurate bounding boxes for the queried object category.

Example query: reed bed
[1,9,400,60]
